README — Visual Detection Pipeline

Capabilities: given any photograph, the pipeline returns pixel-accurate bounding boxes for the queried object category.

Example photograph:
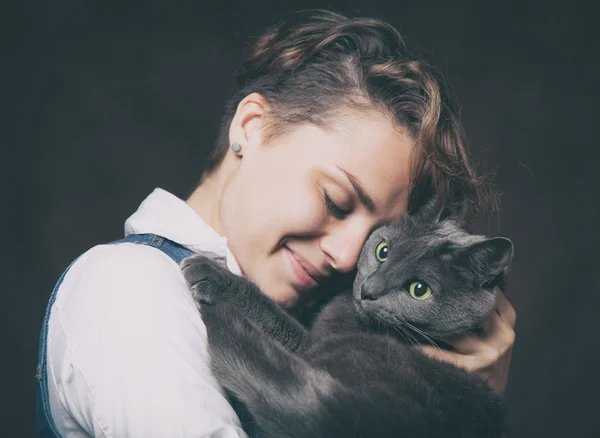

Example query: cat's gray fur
[181,201,514,438]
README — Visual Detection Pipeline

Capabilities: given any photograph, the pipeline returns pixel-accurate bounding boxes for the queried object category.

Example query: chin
[262,284,300,309]
[279,295,300,309]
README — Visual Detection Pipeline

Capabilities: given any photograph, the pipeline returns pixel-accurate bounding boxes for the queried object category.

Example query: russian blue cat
[181,202,513,437]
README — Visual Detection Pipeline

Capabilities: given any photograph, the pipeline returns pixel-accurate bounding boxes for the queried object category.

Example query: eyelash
[322,190,349,219]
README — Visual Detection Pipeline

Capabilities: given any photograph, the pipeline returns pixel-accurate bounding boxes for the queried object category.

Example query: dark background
[4,0,599,436]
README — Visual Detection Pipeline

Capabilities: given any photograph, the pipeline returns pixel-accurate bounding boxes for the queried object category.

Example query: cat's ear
[414,196,453,224]
[455,237,514,282]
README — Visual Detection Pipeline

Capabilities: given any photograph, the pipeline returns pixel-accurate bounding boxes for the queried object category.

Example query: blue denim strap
[35,257,79,438]
[35,234,194,438]
[110,233,195,264]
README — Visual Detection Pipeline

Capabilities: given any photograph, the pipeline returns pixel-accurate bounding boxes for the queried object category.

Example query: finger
[487,308,516,349]
[434,312,493,355]
[482,311,495,336]
[443,332,482,355]
[420,345,478,372]
[445,312,512,356]
[474,310,516,366]
[494,290,517,328]
[441,310,496,354]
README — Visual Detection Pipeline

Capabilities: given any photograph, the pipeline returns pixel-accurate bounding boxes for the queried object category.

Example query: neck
[186,173,226,236]
[187,155,240,236]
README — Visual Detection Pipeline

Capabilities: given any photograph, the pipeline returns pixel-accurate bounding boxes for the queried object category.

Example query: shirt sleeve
[47,243,247,438]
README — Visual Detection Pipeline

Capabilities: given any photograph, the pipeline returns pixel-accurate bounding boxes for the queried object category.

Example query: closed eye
[322,189,350,219]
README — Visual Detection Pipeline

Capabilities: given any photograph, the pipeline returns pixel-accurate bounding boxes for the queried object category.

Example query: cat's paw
[181,255,232,306]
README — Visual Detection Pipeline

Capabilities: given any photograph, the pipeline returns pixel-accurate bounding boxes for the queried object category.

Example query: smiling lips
[285,247,327,289]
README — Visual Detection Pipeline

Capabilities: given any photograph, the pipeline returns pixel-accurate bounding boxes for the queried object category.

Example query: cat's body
[181,203,514,438]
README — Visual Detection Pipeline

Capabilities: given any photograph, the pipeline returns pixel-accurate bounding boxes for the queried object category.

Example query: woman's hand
[420,290,516,393]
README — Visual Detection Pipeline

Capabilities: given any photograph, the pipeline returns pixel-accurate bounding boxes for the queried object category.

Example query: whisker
[402,321,442,352]
[399,325,420,348]
[370,312,441,353]
[370,313,405,360]
[372,313,411,345]
[391,324,411,345]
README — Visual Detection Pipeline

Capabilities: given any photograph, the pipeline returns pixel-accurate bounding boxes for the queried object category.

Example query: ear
[229,93,268,153]
[455,237,514,280]
[413,195,454,225]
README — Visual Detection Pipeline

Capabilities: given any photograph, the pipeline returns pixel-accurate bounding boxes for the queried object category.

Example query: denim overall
[35,234,194,437]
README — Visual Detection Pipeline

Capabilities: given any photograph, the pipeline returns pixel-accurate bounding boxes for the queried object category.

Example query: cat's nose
[361,284,390,301]
[360,285,378,301]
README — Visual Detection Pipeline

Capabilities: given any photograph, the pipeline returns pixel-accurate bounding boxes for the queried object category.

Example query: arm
[181,254,311,353]
[47,244,247,437]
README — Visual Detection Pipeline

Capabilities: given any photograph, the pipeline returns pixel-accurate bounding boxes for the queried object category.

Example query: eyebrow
[337,166,376,212]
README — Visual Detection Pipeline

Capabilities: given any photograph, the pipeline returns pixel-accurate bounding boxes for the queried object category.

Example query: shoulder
[51,241,206,364]
[63,241,188,288]
[56,241,195,313]
[47,242,247,437]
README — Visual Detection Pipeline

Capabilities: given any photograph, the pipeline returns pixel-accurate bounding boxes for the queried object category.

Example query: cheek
[220,165,326,275]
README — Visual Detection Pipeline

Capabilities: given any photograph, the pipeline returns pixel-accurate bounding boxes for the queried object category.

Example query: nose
[320,222,369,273]
[361,284,376,300]
[361,284,389,301]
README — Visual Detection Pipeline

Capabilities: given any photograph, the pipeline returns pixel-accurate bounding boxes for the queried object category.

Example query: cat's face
[353,207,514,339]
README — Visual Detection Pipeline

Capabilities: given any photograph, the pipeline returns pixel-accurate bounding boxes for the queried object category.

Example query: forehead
[323,109,413,218]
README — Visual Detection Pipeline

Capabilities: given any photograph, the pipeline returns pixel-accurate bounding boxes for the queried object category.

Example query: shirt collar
[124,188,242,275]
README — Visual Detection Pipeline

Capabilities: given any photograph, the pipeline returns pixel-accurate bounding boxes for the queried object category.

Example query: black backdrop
[4,1,599,437]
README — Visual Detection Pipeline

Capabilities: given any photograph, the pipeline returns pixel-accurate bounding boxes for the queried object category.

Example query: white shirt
[46,188,248,437]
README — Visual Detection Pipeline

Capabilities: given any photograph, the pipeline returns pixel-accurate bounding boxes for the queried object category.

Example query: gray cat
[181,201,514,438]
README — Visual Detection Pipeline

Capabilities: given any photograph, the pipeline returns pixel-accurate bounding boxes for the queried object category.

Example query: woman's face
[219,97,413,307]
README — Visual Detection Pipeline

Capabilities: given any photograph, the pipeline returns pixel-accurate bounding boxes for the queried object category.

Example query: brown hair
[203,10,496,222]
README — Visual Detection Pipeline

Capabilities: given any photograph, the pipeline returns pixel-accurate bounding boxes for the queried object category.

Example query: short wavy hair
[202,10,496,222]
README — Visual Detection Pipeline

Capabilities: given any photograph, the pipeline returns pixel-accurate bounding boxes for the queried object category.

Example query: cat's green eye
[409,281,432,300]
[375,242,388,262]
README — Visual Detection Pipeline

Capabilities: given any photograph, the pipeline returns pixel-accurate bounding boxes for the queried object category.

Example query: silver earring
[231,142,242,153]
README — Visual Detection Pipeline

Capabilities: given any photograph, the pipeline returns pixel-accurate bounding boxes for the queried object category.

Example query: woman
[36,10,516,438]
